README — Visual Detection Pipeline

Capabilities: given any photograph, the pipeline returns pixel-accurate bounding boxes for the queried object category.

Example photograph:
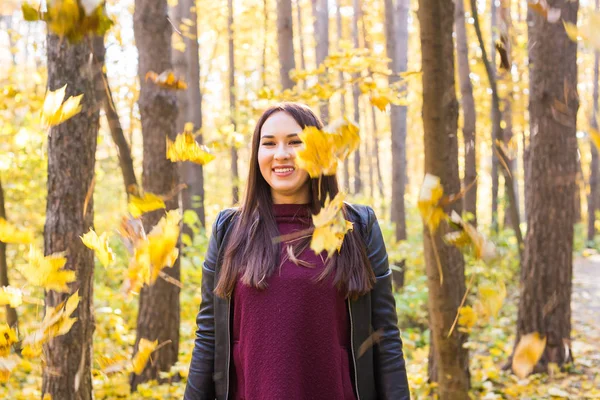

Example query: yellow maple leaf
[23,290,79,347]
[145,70,187,90]
[0,286,23,308]
[80,228,115,267]
[512,332,547,379]
[47,0,81,38]
[0,324,17,357]
[474,280,506,320]
[0,218,34,244]
[370,95,389,112]
[311,193,352,257]
[128,192,166,218]
[166,132,216,165]
[457,305,477,331]
[296,126,339,178]
[22,246,75,293]
[132,338,158,375]
[418,174,447,233]
[41,84,83,128]
[323,118,360,162]
[445,211,497,262]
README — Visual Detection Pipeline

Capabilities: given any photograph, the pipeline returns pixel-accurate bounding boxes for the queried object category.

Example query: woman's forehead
[261,111,302,136]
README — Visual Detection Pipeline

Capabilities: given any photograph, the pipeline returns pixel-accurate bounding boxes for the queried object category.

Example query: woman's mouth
[273,166,295,177]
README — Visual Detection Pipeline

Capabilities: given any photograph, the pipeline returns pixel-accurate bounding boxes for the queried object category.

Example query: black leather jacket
[184,204,410,400]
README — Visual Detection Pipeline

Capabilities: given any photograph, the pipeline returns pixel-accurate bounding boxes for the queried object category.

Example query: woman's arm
[184,212,225,400]
[365,206,410,400]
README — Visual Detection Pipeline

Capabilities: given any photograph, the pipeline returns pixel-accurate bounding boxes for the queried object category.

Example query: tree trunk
[514,0,578,372]
[418,0,470,397]
[384,0,408,241]
[351,0,362,194]
[92,35,138,194]
[588,14,599,243]
[312,0,329,123]
[277,0,296,90]
[335,0,350,191]
[261,0,269,88]
[131,0,181,390]
[228,0,240,205]
[455,0,477,226]
[0,178,18,329]
[295,0,307,90]
[490,0,500,231]
[181,0,206,227]
[42,34,99,400]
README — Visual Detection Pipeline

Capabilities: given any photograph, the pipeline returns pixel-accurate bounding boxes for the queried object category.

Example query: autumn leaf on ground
[445,210,497,262]
[23,290,80,348]
[296,126,339,177]
[166,126,216,165]
[132,338,158,375]
[40,84,83,128]
[145,70,187,90]
[458,305,477,332]
[21,246,75,293]
[512,332,547,379]
[0,218,33,244]
[81,228,115,267]
[0,286,23,308]
[323,118,360,162]
[311,193,352,257]
[128,191,166,218]
[418,174,447,233]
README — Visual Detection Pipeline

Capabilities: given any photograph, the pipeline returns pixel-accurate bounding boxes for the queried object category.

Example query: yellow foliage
[0,218,33,244]
[21,246,75,293]
[128,192,166,219]
[145,70,188,90]
[589,128,600,153]
[40,84,83,128]
[445,211,497,262]
[81,228,115,268]
[418,174,447,233]
[132,338,158,375]
[458,306,477,331]
[296,126,339,177]
[311,193,352,258]
[0,324,17,357]
[475,280,506,320]
[512,332,547,379]
[0,286,23,308]
[323,118,360,162]
[23,290,79,348]
[166,132,216,165]
[47,0,81,38]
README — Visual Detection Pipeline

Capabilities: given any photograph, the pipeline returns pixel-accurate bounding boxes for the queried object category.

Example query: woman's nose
[274,144,292,160]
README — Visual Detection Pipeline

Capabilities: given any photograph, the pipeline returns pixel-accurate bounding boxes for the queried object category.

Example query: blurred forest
[0,0,599,398]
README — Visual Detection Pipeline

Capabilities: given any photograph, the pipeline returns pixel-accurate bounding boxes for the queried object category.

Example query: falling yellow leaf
[128,192,166,218]
[418,174,447,233]
[445,211,497,262]
[41,84,83,128]
[296,126,339,177]
[23,290,80,348]
[0,218,33,244]
[475,280,506,320]
[21,344,43,359]
[457,305,477,331]
[21,246,75,293]
[311,193,352,257]
[323,117,360,162]
[117,215,146,255]
[589,128,600,152]
[81,229,114,267]
[166,132,216,165]
[132,338,158,375]
[512,332,547,379]
[145,70,187,90]
[564,12,600,51]
[370,95,389,111]
[47,0,81,38]
[0,286,23,308]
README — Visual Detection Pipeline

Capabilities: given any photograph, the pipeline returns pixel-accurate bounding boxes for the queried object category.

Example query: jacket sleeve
[365,206,410,400]
[184,211,224,400]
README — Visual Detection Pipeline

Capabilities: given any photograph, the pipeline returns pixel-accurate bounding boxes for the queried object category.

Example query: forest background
[0,0,599,398]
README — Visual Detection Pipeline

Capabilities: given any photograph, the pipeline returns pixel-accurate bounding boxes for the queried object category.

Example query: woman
[184,103,409,400]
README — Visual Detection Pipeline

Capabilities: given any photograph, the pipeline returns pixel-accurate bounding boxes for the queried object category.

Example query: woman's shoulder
[343,202,376,229]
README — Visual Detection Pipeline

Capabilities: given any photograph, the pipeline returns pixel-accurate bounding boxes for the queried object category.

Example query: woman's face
[258,111,310,204]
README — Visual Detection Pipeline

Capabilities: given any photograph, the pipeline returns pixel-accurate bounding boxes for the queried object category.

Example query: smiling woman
[185,102,410,400]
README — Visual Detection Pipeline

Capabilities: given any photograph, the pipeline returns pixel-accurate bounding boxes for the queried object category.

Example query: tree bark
[312,0,329,123]
[42,34,99,400]
[514,0,579,372]
[351,0,362,194]
[455,0,477,226]
[588,10,600,243]
[295,0,307,91]
[0,178,18,329]
[228,0,240,205]
[131,0,181,390]
[384,0,408,241]
[335,0,350,191]
[92,35,138,194]
[277,0,296,90]
[490,0,500,231]
[418,0,470,397]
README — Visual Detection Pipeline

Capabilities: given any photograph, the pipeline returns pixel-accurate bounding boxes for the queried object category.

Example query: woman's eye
[262,141,275,146]
[290,140,303,145]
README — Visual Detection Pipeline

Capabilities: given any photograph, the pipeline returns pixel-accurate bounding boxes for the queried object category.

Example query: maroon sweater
[231,203,356,400]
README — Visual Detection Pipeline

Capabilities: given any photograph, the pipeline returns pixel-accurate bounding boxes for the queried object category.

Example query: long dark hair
[214,102,375,299]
